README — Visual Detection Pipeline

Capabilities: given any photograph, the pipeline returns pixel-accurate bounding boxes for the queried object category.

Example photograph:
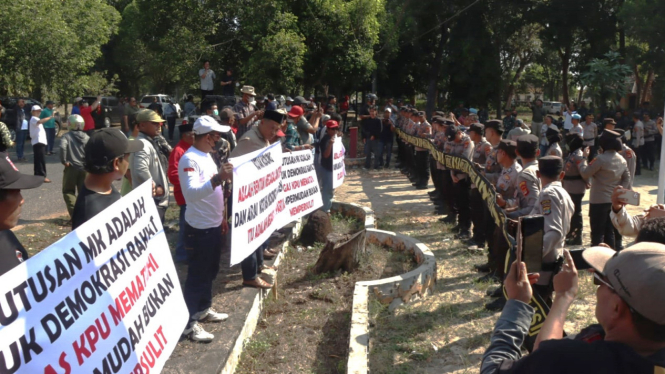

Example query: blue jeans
[45,127,56,153]
[380,139,393,167]
[183,223,223,324]
[175,204,187,261]
[241,241,266,281]
[15,129,28,159]
[321,167,334,212]
[364,139,381,169]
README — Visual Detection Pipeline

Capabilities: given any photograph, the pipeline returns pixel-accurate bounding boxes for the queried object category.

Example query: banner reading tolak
[280,149,323,222]
[332,137,346,189]
[0,180,187,374]
[229,142,284,265]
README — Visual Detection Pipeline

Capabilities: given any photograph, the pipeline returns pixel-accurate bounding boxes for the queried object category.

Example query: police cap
[538,155,564,177]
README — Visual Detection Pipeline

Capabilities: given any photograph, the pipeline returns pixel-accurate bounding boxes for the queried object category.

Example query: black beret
[517,134,538,148]
[434,111,446,117]
[566,133,584,151]
[545,127,560,138]
[400,106,409,112]
[431,116,445,124]
[410,108,419,115]
[469,122,485,134]
[485,120,505,134]
[600,129,621,139]
[263,109,286,124]
[603,118,616,125]
[538,155,564,176]
[178,123,193,133]
[498,139,517,153]
[417,111,426,117]
[446,125,459,140]
[443,119,455,126]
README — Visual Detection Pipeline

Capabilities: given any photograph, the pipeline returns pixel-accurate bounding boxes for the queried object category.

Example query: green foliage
[581,51,632,107]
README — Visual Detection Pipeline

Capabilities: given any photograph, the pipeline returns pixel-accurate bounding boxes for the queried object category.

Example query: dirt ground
[332,164,660,374]
[235,214,417,374]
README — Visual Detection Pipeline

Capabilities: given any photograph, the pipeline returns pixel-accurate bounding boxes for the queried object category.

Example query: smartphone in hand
[618,190,640,206]
[520,215,544,274]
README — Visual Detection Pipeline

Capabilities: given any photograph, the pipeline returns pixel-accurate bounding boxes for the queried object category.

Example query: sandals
[259,265,276,272]
[242,278,273,289]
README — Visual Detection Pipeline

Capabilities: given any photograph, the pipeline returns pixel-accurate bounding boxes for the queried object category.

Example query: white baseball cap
[31,105,41,111]
[384,107,392,113]
[193,115,231,135]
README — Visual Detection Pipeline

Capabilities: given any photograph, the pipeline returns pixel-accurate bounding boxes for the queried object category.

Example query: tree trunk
[577,85,585,104]
[641,69,654,104]
[426,22,448,118]
[503,57,531,110]
[633,65,643,106]
[559,44,572,105]
[313,230,366,274]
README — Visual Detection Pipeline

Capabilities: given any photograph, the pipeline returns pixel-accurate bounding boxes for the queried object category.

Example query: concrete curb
[220,219,302,374]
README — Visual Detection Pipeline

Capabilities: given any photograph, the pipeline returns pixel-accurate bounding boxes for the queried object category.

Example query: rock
[300,210,332,246]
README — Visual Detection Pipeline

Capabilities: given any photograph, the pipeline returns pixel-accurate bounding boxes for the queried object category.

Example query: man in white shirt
[178,115,234,342]
[29,105,55,182]
[199,60,216,100]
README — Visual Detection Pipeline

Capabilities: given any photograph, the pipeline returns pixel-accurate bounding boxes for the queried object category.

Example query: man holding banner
[179,116,234,341]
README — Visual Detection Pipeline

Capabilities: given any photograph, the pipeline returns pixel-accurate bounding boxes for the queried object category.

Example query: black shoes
[476,273,500,283]
[456,230,471,240]
[440,214,457,224]
[485,296,507,311]
[486,286,503,297]
[474,263,491,272]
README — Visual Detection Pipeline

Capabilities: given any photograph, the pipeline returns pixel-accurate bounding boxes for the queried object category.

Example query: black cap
[293,96,309,105]
[538,155,564,177]
[517,134,538,150]
[545,127,560,138]
[263,109,286,124]
[434,111,446,117]
[85,128,144,169]
[399,106,409,112]
[498,139,517,153]
[485,120,505,134]
[603,118,617,125]
[600,129,621,139]
[178,123,193,133]
[446,125,459,140]
[443,119,455,126]
[565,133,584,151]
[0,153,44,190]
[469,122,485,135]
[431,116,445,125]
[410,108,419,115]
[417,111,426,117]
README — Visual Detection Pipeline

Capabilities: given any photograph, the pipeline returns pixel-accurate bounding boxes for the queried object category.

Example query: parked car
[82,96,124,128]
[0,97,62,141]
[544,101,563,115]
[140,94,182,117]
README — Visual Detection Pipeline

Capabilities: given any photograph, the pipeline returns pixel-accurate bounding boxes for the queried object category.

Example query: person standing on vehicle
[13,98,29,162]
[59,115,89,219]
[199,61,216,100]
[220,68,235,97]
[41,101,57,155]
[164,99,178,141]
[29,105,54,183]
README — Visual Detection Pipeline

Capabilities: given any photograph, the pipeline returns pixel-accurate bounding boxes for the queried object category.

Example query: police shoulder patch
[627,150,633,158]
[541,199,552,215]
[463,140,470,148]
[520,181,529,196]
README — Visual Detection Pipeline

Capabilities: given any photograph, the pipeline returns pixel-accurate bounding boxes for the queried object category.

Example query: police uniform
[613,128,637,250]
[582,120,598,159]
[448,128,474,236]
[562,133,586,245]
[529,156,574,304]
[429,117,448,215]
[469,123,491,246]
[579,130,631,249]
[545,127,563,157]
[439,120,459,223]
[414,114,432,189]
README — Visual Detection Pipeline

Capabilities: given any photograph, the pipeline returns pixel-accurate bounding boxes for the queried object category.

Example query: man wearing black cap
[545,127,563,157]
[562,133,587,245]
[72,128,144,229]
[502,135,541,220]
[468,122,491,248]
[447,124,473,237]
[362,106,383,171]
[412,111,432,189]
[579,130,631,249]
[0,153,44,276]
[168,122,195,262]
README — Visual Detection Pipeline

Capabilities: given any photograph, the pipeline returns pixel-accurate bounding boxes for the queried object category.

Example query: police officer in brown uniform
[429,117,448,215]
[468,123,491,248]
[603,121,636,188]
[562,133,587,245]
[439,119,459,223]
[447,124,474,238]
[504,135,541,219]
[485,139,522,311]
[413,111,432,190]
[579,130,632,249]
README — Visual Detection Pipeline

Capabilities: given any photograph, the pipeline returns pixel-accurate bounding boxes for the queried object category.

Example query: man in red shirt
[168,122,195,262]
[79,96,101,133]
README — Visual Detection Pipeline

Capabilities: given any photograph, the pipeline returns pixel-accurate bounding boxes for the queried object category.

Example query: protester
[199,60,216,99]
[178,115,233,342]
[284,97,293,113]
[291,96,322,145]
[284,106,314,151]
[59,115,89,219]
[320,120,339,212]
[29,105,55,182]
[71,97,82,116]
[164,99,179,140]
[230,109,285,289]
[13,98,28,162]
[507,119,531,141]
[339,95,349,132]
[120,119,140,196]
[168,122,194,263]
[184,95,197,118]
[481,242,665,373]
[631,112,645,176]
[233,85,261,138]
[123,97,141,134]
[72,128,143,229]
[380,108,394,168]
[80,96,101,133]
[0,153,44,276]
[529,99,546,139]
[41,101,57,155]
[220,68,235,96]
[642,113,657,171]
[610,185,665,238]
[131,109,170,222]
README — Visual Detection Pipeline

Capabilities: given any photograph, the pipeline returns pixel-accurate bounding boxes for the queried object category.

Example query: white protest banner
[229,142,284,265]
[280,149,323,222]
[0,180,187,374]
[332,136,346,189]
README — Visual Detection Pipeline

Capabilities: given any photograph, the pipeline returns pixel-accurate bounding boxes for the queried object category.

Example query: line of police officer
[393,108,635,312]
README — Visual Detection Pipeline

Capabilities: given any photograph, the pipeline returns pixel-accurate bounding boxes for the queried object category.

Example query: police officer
[473,120,504,272]
[643,113,657,171]
[468,123,491,248]
[438,119,457,221]
[485,139,522,311]
[545,127,563,157]
[0,153,44,276]
[579,130,631,248]
[429,117,447,215]
[413,111,431,190]
[395,107,408,169]
[447,124,474,238]
[569,113,583,137]
[504,135,541,220]
[562,133,586,246]
[582,113,598,160]
[603,120,636,187]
